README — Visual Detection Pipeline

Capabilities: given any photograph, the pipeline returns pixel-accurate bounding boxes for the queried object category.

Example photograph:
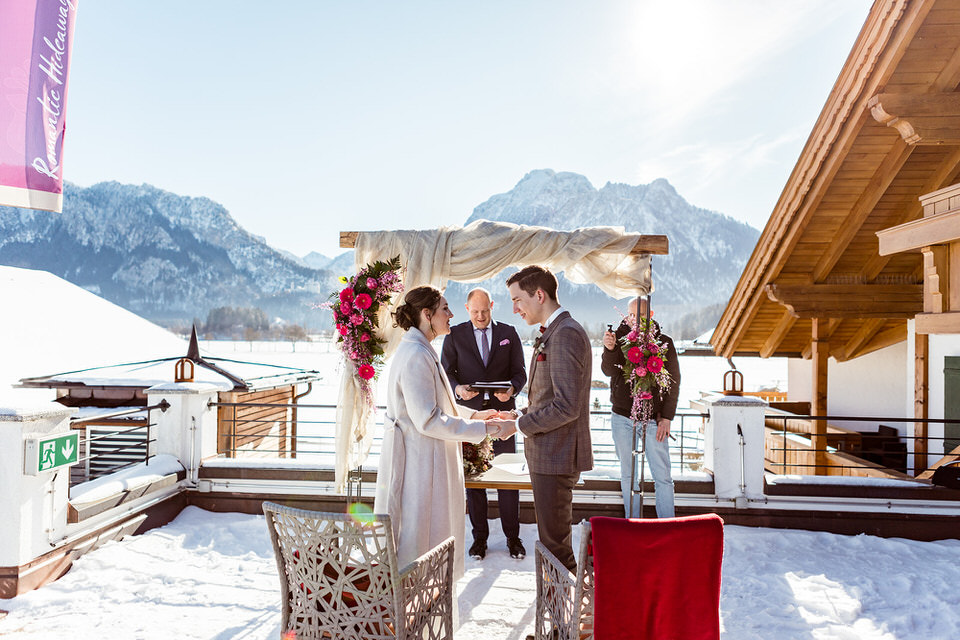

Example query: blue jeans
[611,412,675,518]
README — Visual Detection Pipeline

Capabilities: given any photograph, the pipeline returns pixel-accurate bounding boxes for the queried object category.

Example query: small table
[464,453,531,490]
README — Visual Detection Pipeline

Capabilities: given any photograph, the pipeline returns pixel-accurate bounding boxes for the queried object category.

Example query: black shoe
[469,539,487,560]
[507,537,526,559]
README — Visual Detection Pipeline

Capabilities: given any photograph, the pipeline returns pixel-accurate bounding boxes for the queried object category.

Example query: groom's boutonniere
[533,337,547,361]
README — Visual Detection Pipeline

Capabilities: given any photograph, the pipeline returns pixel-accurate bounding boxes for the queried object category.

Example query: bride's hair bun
[393,286,442,330]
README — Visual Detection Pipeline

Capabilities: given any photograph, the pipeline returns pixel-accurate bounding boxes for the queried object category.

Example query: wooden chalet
[712,0,960,478]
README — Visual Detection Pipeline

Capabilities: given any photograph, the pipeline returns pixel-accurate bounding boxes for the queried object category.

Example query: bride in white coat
[374,286,502,581]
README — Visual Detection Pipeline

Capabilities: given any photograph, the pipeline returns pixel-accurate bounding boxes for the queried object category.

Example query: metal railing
[764,413,960,478]
[208,399,708,475]
[69,400,169,485]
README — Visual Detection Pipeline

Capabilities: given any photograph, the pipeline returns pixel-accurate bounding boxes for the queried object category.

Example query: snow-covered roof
[1,266,320,400]
[19,355,321,392]
[0,266,187,404]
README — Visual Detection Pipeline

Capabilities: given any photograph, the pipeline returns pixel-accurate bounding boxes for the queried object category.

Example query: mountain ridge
[0,171,759,336]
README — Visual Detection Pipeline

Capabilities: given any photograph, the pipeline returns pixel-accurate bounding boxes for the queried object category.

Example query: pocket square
[499,338,510,346]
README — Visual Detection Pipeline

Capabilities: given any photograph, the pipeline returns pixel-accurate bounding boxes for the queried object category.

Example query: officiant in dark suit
[441,287,527,560]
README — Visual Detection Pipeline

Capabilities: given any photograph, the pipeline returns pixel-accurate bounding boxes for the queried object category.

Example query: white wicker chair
[534,520,594,640]
[262,502,455,640]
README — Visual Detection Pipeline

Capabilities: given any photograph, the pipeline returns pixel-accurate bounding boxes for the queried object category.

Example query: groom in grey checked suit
[499,265,593,573]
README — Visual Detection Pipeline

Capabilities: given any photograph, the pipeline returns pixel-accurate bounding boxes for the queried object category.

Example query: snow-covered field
[197,339,789,411]
[1,506,958,639]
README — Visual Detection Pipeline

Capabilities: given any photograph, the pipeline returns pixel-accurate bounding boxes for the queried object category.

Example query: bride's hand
[484,419,502,438]
[472,409,497,420]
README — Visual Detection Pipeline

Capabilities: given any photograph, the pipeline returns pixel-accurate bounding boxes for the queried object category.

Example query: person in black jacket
[441,287,527,559]
[601,297,681,518]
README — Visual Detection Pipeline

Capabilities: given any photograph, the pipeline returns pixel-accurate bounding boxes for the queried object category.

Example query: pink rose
[354,293,372,310]
[336,324,348,336]
[640,391,653,400]
[627,330,639,342]
[339,287,354,303]
[339,301,352,315]
[647,355,663,373]
[358,364,375,380]
[350,350,359,359]
[350,313,364,326]
[627,346,643,364]
[366,277,378,289]
[647,343,660,354]
[360,333,371,342]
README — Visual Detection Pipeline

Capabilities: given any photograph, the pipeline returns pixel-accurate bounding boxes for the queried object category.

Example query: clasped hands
[471,409,518,440]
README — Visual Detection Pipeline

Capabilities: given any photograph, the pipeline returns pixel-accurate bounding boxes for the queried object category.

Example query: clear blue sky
[63,1,873,259]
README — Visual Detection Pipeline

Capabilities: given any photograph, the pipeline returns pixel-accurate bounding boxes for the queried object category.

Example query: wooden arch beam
[339,230,670,255]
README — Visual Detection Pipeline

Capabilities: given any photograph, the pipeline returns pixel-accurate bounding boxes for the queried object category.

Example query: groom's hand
[493,419,517,440]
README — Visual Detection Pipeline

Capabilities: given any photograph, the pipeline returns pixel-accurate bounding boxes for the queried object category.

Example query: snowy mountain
[0,182,334,328]
[444,169,760,334]
[0,172,758,337]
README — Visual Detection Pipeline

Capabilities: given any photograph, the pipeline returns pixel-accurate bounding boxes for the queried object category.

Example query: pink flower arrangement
[646,355,663,373]
[354,293,372,310]
[618,312,672,425]
[322,255,404,405]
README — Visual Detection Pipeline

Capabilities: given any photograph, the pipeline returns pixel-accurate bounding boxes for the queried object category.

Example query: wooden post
[811,319,830,475]
[914,332,929,474]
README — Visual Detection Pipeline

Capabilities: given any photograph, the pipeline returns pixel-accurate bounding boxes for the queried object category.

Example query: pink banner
[0,0,78,212]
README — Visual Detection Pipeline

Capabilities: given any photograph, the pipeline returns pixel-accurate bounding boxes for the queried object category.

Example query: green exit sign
[23,432,80,475]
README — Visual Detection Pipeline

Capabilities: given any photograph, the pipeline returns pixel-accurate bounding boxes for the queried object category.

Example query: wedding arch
[333,219,669,491]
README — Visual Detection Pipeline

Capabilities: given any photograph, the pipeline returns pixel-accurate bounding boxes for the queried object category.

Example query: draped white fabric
[333,220,654,491]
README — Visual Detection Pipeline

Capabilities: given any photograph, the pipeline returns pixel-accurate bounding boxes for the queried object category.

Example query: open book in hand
[469,381,512,392]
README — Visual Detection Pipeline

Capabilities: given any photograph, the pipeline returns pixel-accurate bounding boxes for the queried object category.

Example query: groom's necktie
[480,327,489,366]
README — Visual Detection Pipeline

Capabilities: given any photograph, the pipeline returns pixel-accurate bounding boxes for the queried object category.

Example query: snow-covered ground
[1,506,958,639]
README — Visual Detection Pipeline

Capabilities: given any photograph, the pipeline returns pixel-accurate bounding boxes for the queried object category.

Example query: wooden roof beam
[877,207,960,255]
[868,93,960,145]
[812,137,914,282]
[765,282,922,318]
[759,310,798,358]
[834,318,887,362]
[860,146,960,279]
[800,319,842,360]
[339,230,670,255]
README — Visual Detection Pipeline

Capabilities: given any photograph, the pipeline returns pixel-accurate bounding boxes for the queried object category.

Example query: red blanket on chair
[591,514,724,640]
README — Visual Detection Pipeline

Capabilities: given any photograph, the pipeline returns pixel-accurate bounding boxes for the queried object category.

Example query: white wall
[786,341,908,434]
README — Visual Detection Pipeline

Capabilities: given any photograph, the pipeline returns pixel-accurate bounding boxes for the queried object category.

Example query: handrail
[71,400,170,424]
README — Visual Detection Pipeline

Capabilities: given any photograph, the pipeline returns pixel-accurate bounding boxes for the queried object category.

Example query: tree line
[167,306,311,342]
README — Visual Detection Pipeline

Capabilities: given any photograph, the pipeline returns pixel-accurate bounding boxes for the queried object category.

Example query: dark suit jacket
[518,311,594,475]
[441,320,527,412]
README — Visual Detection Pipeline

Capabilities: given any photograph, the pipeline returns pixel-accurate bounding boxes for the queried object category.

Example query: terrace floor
[1,506,959,639]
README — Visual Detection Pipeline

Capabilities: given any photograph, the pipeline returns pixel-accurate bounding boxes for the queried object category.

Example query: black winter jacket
[600,319,681,421]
